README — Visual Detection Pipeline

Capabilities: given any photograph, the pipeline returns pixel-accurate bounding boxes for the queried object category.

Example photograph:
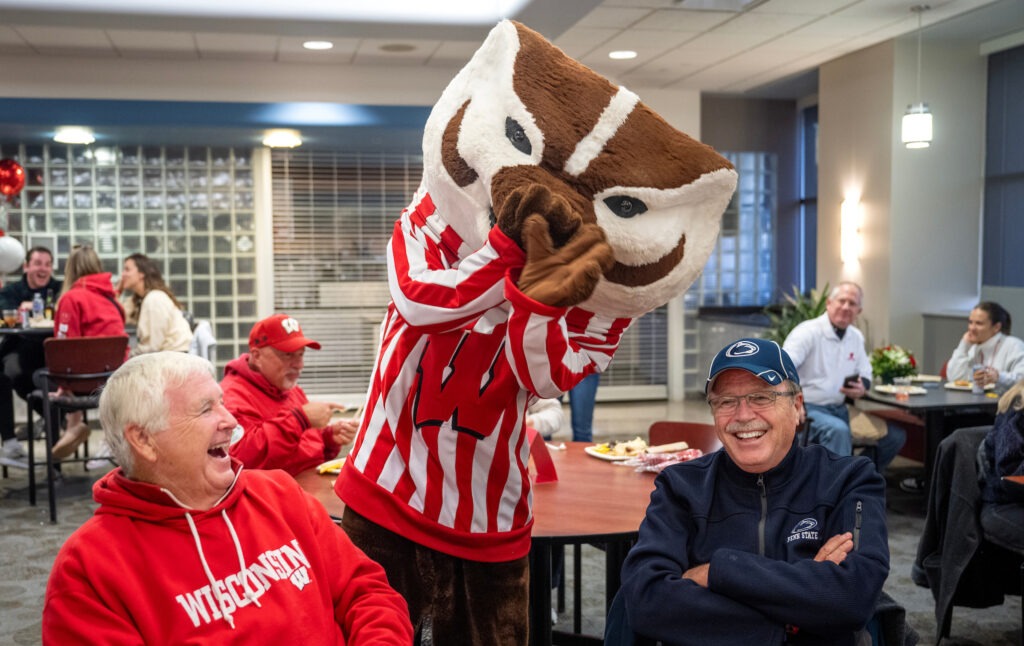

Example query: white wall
[819,41,895,349]
[817,33,988,368]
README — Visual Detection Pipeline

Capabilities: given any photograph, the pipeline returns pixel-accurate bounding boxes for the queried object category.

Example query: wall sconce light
[841,198,862,263]
[901,5,933,149]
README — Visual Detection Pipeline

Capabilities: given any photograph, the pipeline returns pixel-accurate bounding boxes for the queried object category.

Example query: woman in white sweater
[119,253,193,356]
[947,301,1024,393]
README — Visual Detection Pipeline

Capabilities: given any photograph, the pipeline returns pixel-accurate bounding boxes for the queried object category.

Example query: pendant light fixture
[901,4,932,149]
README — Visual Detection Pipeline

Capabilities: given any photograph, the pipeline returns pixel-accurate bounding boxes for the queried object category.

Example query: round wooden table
[295,441,661,646]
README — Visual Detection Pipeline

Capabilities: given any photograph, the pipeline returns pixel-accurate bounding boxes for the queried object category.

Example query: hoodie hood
[74,272,119,299]
[224,353,288,401]
[93,460,245,521]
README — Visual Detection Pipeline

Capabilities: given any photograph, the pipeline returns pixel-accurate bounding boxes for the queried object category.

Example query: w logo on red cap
[281,317,301,334]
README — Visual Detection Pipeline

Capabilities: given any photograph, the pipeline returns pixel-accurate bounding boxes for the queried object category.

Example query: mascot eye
[505,117,532,155]
[603,196,648,218]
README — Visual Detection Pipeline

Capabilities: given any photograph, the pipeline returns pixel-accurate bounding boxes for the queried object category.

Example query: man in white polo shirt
[783,282,905,473]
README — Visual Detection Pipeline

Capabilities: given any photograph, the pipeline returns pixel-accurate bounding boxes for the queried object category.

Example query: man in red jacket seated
[222,314,357,475]
[42,352,412,645]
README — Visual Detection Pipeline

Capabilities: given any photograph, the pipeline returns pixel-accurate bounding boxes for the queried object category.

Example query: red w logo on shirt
[411,331,513,439]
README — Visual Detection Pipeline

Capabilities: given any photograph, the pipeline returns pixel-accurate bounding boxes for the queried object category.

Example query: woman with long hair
[51,244,127,458]
[118,252,192,355]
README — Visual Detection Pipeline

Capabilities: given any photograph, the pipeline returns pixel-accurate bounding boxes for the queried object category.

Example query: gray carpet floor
[0,437,1020,645]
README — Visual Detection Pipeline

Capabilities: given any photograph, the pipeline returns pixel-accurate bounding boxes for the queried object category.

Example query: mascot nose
[490,165,593,250]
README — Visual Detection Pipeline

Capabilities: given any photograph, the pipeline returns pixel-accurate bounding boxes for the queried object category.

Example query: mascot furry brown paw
[338,20,736,644]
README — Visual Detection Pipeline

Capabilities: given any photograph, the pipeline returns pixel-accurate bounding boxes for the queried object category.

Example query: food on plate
[317,457,346,475]
[592,437,648,457]
[647,441,690,454]
[954,379,970,387]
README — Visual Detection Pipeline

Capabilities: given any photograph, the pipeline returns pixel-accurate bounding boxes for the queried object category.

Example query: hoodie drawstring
[221,510,263,609]
[185,510,261,630]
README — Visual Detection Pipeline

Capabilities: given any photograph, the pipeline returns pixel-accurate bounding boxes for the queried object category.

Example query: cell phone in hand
[843,374,861,388]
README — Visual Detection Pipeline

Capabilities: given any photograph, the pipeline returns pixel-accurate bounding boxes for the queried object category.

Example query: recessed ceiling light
[53,126,95,145]
[608,50,638,60]
[262,129,303,148]
[303,40,334,51]
[379,43,416,53]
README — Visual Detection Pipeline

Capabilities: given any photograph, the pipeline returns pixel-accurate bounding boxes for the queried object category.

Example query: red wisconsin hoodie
[42,465,412,645]
[222,354,343,475]
[54,272,126,339]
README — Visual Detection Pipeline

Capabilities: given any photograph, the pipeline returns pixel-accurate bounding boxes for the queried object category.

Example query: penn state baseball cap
[705,338,799,394]
[249,314,322,352]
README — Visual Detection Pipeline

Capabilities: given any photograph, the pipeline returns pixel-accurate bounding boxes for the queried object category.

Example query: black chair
[26,335,128,523]
[912,426,1023,642]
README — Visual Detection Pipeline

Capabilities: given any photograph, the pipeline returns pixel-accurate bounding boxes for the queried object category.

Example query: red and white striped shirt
[337,188,631,562]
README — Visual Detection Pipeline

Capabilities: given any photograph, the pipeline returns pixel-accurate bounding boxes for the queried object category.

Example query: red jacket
[54,272,126,339]
[222,354,342,475]
[43,465,412,644]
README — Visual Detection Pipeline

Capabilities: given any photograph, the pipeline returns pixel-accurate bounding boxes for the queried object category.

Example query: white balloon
[0,236,25,274]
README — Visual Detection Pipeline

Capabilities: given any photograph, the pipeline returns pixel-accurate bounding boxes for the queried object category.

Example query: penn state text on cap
[705,338,799,394]
[248,314,322,352]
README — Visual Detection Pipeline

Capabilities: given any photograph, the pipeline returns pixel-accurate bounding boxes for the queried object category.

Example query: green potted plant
[762,284,830,345]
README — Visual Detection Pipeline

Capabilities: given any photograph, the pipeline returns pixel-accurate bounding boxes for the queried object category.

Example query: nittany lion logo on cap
[726,340,760,358]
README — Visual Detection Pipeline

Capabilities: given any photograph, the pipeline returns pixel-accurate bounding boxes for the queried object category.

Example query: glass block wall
[0,143,258,367]
[682,151,778,392]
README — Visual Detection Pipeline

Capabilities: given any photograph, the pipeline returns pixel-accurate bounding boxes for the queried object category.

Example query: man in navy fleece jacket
[620,338,888,645]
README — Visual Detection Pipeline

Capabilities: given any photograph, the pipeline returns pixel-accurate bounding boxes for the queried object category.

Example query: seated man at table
[42,352,412,644]
[783,281,905,473]
[0,245,62,467]
[619,338,889,645]
[222,314,357,475]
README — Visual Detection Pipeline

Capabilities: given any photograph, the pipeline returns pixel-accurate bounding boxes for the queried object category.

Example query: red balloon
[0,159,25,198]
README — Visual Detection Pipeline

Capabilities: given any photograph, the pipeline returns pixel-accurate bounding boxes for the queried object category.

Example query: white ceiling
[0,0,1020,97]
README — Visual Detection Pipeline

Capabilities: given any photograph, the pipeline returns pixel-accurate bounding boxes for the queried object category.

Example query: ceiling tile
[425,41,479,67]
[14,25,112,49]
[106,29,196,53]
[750,0,855,15]
[553,26,619,58]
[194,32,279,56]
[712,11,820,36]
[575,6,654,28]
[631,9,734,31]
[353,38,441,66]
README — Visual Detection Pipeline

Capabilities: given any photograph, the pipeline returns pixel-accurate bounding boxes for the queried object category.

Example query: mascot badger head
[422,20,737,319]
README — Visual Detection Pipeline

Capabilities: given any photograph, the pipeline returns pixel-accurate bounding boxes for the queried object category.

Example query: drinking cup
[2,309,18,328]
[971,363,986,394]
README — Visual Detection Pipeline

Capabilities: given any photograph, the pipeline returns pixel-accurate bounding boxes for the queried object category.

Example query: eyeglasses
[707,390,797,415]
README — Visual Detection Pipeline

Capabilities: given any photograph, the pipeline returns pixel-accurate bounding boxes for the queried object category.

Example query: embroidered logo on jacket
[174,539,311,627]
[786,518,820,543]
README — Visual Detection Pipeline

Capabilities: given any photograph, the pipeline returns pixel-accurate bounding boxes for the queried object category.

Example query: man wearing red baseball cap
[221,314,357,475]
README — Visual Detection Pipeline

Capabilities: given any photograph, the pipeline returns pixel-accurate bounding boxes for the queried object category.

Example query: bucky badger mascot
[337,20,736,644]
